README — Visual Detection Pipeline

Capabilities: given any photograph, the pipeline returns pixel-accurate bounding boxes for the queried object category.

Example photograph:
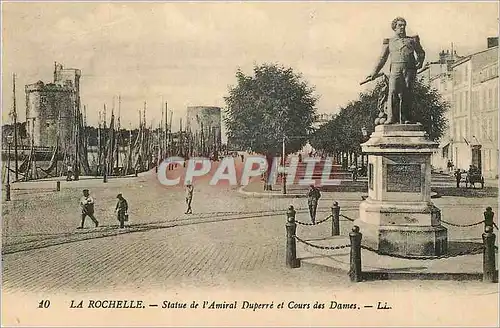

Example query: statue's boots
[385,112,396,124]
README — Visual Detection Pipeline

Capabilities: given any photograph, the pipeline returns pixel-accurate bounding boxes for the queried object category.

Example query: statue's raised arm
[364,17,426,125]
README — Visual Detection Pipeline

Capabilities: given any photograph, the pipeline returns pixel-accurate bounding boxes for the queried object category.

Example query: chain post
[332,201,340,236]
[482,225,497,283]
[5,183,11,201]
[349,225,362,282]
[484,207,495,230]
[286,205,300,268]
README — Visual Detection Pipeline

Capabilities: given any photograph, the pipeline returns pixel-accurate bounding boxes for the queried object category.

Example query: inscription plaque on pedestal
[386,163,421,192]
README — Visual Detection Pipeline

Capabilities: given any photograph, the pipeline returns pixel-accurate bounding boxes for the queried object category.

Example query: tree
[224,64,318,156]
[310,78,449,156]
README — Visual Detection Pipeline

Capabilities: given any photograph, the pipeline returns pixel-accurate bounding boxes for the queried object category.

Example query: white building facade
[418,40,498,178]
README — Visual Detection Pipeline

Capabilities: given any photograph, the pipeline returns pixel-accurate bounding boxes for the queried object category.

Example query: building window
[476,119,480,140]
[465,91,469,111]
[495,117,498,142]
[488,150,492,171]
[489,119,493,140]
[484,150,489,171]
[489,89,493,109]
[494,85,499,109]
[482,119,487,140]
[458,92,462,113]
[464,118,469,138]
[482,89,487,111]
[472,91,477,111]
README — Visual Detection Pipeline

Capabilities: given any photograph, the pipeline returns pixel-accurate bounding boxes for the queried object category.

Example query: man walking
[307,184,321,224]
[115,193,129,229]
[454,169,462,188]
[79,189,99,229]
[66,162,73,181]
[185,182,194,214]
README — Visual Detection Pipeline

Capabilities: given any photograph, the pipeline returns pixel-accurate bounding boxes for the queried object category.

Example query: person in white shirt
[78,189,99,228]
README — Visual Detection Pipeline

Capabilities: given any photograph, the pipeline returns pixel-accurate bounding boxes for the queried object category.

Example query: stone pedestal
[354,124,448,257]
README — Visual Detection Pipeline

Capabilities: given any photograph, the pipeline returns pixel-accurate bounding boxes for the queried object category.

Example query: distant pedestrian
[240,154,244,162]
[484,207,498,230]
[351,165,358,181]
[454,169,462,188]
[447,160,454,174]
[185,182,194,214]
[66,164,73,181]
[298,153,303,163]
[115,193,129,228]
[307,184,321,224]
[78,189,99,229]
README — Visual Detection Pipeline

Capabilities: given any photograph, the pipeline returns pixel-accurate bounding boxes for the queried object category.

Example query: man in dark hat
[115,193,129,229]
[307,184,321,224]
[79,189,99,229]
[454,169,462,188]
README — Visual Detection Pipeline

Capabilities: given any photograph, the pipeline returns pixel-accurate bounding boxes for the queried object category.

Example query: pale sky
[2,1,499,130]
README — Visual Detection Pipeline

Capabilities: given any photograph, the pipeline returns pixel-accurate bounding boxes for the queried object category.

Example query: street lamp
[360,127,369,176]
[6,135,13,201]
[282,135,287,195]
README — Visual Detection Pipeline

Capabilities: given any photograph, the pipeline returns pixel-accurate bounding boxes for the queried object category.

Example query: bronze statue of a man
[366,17,425,124]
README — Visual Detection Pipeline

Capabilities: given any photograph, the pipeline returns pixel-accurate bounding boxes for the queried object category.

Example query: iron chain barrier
[286,203,498,283]
[340,214,355,222]
[295,215,332,226]
[294,235,351,250]
[360,244,485,260]
[441,219,485,228]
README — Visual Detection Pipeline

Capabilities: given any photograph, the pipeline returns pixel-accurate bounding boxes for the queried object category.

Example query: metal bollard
[484,207,496,230]
[5,183,11,201]
[286,205,300,268]
[482,225,497,283]
[134,168,138,177]
[332,201,340,236]
[349,226,362,282]
[56,181,61,192]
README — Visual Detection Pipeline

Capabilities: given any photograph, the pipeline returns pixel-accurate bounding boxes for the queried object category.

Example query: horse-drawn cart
[464,166,484,189]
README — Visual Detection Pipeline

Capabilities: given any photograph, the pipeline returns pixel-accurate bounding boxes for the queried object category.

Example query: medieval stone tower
[25,63,81,151]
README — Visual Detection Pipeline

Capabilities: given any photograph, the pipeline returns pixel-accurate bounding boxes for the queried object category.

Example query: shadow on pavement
[432,186,498,198]
[362,272,489,281]
[363,240,490,281]
[447,241,484,256]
